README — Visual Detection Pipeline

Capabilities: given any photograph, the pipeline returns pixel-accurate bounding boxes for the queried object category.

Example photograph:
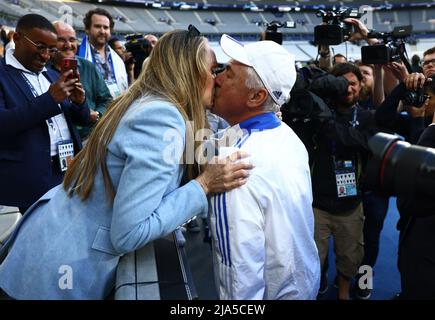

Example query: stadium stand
[1,1,434,61]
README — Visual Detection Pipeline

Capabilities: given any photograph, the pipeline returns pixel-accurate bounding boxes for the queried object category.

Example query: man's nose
[40,51,51,61]
[215,73,223,86]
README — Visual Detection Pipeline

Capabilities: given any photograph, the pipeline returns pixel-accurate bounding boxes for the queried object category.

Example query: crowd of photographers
[281,15,435,299]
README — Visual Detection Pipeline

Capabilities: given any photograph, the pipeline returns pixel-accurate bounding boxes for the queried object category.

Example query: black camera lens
[366,132,435,198]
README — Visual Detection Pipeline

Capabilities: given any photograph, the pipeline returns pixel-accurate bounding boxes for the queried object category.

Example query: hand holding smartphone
[61,58,80,81]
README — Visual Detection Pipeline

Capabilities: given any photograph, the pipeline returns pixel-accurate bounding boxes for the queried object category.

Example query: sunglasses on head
[187,24,201,38]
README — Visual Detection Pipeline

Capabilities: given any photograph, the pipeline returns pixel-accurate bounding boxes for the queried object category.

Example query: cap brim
[220,34,252,67]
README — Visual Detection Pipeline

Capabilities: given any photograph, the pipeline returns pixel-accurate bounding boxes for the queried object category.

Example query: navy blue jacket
[0,58,90,208]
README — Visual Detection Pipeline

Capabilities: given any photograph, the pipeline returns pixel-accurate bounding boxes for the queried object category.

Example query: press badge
[57,140,74,172]
[106,81,121,98]
[334,160,357,198]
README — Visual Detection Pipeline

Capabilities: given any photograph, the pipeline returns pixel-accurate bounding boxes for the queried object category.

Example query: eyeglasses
[187,24,201,38]
[212,65,225,77]
[23,34,59,55]
[423,58,435,67]
[57,37,78,45]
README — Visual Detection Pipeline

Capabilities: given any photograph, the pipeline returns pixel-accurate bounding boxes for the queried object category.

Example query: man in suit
[0,14,90,213]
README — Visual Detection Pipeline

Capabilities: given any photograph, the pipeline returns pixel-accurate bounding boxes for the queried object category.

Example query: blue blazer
[0,58,90,208]
[0,98,208,299]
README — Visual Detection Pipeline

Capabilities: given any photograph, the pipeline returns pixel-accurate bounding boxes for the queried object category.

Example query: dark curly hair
[330,62,363,82]
[83,8,114,30]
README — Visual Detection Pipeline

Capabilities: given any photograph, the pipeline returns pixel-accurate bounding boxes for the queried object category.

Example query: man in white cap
[208,34,320,300]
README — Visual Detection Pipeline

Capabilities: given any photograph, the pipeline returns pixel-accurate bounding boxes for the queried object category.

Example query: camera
[402,75,435,108]
[361,25,412,65]
[402,87,428,108]
[257,20,296,45]
[124,33,152,78]
[365,132,435,198]
[314,8,361,46]
[281,70,333,123]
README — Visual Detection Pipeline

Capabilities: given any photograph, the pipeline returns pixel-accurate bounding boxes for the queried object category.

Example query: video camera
[365,132,435,198]
[257,20,296,45]
[124,33,152,78]
[361,25,412,65]
[314,8,361,46]
[281,69,334,124]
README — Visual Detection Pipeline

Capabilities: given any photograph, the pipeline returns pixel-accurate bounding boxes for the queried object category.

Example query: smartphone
[61,58,79,81]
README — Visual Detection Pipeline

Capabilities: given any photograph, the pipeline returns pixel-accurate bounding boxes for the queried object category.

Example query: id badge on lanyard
[57,140,74,172]
[106,80,121,98]
[334,159,357,198]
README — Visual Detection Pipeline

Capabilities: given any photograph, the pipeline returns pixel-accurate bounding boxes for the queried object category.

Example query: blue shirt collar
[238,112,281,133]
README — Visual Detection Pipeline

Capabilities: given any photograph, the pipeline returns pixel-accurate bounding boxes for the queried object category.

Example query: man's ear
[12,31,20,44]
[247,88,269,109]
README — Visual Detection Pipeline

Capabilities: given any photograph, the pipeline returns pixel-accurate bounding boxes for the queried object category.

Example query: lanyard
[20,71,41,97]
[350,106,359,128]
[21,72,64,141]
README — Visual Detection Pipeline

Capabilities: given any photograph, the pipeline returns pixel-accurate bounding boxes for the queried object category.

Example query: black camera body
[314,8,360,46]
[402,87,428,108]
[401,75,434,108]
[361,26,412,65]
[258,20,296,45]
[124,33,152,78]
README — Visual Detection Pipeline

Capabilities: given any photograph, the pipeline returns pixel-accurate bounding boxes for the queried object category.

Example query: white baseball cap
[219,34,297,106]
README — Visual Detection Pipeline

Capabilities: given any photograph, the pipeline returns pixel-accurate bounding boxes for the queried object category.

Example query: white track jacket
[209,112,320,300]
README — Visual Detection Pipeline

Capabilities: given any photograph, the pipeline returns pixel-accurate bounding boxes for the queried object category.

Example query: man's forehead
[57,27,76,37]
[424,53,435,61]
[31,28,57,43]
[343,72,359,81]
[229,60,249,68]
[91,14,110,25]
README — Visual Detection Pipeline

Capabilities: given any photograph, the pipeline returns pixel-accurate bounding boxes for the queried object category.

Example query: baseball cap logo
[272,91,282,100]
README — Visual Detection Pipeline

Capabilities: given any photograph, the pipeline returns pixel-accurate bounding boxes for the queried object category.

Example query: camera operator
[123,34,154,82]
[295,63,379,300]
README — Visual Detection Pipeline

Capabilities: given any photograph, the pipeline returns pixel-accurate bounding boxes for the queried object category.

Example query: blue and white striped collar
[238,112,281,133]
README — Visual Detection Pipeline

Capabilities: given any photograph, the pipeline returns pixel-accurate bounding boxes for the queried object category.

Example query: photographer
[397,123,435,299]
[289,63,379,300]
[124,34,154,81]
[375,48,435,144]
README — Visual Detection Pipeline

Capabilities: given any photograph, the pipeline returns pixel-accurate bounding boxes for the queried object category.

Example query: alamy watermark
[58,4,73,26]
[358,265,373,290]
[58,264,73,290]
[359,5,374,31]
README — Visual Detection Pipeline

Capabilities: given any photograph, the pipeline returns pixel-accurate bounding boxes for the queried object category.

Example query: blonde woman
[0,27,252,299]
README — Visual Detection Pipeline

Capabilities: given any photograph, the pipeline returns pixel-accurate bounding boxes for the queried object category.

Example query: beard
[359,85,372,101]
[338,95,358,108]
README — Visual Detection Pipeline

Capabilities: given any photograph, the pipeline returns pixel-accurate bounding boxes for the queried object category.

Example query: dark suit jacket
[0,58,90,209]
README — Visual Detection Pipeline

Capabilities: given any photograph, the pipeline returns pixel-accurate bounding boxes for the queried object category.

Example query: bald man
[143,34,158,48]
[51,22,112,139]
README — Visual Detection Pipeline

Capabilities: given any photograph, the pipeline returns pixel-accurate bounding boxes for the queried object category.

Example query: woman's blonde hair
[64,29,210,203]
